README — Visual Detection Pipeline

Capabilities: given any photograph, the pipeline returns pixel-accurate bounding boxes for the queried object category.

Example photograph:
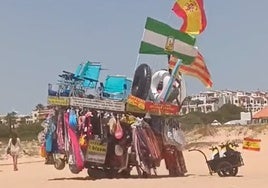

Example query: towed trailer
[188,145,244,177]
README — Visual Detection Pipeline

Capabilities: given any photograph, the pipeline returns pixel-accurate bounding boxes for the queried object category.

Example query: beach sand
[0,129,267,188]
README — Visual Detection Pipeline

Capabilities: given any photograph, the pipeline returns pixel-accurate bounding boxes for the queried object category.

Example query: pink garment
[64,112,84,171]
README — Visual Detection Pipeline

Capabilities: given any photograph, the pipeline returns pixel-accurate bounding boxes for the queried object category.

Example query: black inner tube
[131,64,152,100]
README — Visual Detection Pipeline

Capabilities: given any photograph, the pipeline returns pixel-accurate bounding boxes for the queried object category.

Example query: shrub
[179,104,244,130]
[0,123,43,142]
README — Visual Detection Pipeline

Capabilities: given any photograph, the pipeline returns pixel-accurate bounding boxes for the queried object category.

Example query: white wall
[240,112,251,121]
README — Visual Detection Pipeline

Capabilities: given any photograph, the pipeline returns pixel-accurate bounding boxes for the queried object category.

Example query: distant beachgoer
[6,131,21,171]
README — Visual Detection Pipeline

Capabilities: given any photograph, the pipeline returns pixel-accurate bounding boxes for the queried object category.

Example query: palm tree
[35,103,45,111]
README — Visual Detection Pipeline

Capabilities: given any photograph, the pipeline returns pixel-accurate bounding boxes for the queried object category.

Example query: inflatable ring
[150,70,170,101]
[150,70,187,104]
[131,63,152,100]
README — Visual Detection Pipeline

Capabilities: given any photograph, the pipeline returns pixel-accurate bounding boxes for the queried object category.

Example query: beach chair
[102,75,132,100]
[79,61,101,89]
[56,61,102,97]
[58,67,84,97]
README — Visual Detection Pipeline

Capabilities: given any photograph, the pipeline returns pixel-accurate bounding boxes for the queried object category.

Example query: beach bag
[114,118,123,140]
[69,109,78,128]
[40,144,47,158]
[172,128,186,151]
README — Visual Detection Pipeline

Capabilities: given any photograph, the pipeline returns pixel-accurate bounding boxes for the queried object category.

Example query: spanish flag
[172,0,207,35]
[178,52,212,88]
[243,137,261,151]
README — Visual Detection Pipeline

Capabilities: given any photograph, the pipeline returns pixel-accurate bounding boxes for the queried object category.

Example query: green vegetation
[0,106,45,142]
[179,104,244,131]
[0,104,245,141]
[0,123,43,142]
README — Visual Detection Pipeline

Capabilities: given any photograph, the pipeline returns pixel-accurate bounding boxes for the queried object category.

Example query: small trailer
[189,144,244,177]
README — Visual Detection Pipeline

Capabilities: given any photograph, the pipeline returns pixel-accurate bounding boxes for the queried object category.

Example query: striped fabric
[178,52,212,88]
[243,137,261,151]
[139,17,197,63]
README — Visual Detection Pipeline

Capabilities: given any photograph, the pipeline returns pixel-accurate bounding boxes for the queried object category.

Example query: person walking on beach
[6,131,21,171]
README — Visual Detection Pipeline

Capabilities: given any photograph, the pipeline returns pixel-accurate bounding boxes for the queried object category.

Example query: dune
[0,125,267,188]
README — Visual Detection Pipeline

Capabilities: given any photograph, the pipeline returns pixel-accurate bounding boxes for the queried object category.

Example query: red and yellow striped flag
[172,0,207,35]
[178,52,212,88]
[243,137,261,151]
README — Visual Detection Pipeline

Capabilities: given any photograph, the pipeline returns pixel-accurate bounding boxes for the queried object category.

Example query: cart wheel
[135,166,143,178]
[165,148,184,177]
[119,169,131,178]
[142,171,150,178]
[230,167,238,176]
[69,164,81,174]
[217,161,237,177]
[168,168,178,177]
[54,158,65,170]
[87,167,106,179]
[104,169,118,179]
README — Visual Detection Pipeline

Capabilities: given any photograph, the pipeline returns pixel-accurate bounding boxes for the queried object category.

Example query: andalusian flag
[172,0,207,35]
[242,137,261,151]
[179,52,212,88]
[139,17,198,63]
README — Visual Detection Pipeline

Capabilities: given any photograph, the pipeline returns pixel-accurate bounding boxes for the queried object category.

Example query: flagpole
[167,8,172,21]
[133,53,140,77]
[132,27,145,78]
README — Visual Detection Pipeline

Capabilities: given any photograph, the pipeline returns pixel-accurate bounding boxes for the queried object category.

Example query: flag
[172,0,207,35]
[179,52,212,88]
[242,137,261,151]
[139,17,198,63]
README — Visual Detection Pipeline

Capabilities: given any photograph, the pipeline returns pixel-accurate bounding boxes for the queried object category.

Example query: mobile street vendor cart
[45,90,187,179]
[42,56,187,178]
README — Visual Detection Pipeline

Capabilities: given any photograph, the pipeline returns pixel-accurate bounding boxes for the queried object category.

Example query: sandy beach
[0,128,267,188]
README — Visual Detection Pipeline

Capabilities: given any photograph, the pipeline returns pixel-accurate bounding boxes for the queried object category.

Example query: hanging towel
[69,109,78,127]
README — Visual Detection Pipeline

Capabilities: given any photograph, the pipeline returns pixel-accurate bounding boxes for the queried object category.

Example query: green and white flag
[139,17,198,63]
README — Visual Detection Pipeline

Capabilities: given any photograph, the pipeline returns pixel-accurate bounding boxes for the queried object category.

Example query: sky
[1,0,268,115]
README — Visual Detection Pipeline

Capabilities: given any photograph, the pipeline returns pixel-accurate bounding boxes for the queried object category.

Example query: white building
[0,108,51,126]
[181,89,268,115]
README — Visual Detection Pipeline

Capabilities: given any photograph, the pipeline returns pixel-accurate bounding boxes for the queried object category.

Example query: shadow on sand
[48,172,244,181]
[0,160,44,166]
[48,174,192,181]
[187,173,244,178]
